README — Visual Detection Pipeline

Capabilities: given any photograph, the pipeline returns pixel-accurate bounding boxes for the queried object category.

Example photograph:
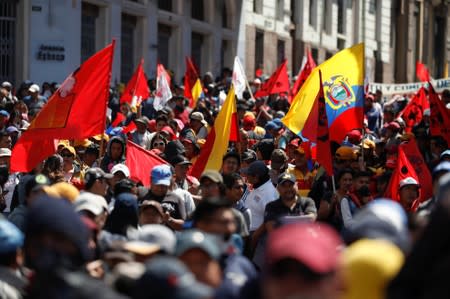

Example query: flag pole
[331,175,336,193]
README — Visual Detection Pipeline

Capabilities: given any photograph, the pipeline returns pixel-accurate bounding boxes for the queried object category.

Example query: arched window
[192,0,204,21]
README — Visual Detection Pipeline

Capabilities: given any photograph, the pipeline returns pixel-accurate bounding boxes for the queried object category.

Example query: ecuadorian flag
[282,43,364,143]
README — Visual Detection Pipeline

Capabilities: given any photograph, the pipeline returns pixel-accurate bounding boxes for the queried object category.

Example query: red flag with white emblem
[11,42,115,172]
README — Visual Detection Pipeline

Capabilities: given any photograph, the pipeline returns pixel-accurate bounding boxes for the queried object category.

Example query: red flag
[402,139,432,208]
[400,87,429,132]
[301,71,333,175]
[111,112,126,128]
[11,42,115,172]
[120,59,150,107]
[126,140,168,186]
[416,61,431,82]
[290,49,316,103]
[184,57,199,105]
[254,60,290,98]
[384,145,420,210]
[428,83,450,145]
[122,122,137,134]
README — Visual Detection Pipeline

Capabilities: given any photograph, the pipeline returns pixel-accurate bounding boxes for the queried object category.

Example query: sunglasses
[61,153,74,158]
[153,142,165,147]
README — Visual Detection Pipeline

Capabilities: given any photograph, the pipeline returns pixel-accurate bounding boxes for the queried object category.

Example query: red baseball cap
[266,223,342,274]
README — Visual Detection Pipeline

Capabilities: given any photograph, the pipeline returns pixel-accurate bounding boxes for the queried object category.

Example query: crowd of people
[0,69,449,299]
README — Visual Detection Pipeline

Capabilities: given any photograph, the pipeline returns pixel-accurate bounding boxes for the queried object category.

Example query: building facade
[1,0,450,87]
[4,0,242,86]
[236,0,294,79]
[292,0,450,84]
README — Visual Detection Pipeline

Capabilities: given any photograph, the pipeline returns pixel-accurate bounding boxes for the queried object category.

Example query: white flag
[232,56,247,99]
[153,64,173,111]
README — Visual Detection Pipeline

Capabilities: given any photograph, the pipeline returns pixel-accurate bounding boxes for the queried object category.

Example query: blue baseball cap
[175,230,221,260]
[265,120,282,132]
[0,218,24,254]
[0,110,10,118]
[151,165,172,186]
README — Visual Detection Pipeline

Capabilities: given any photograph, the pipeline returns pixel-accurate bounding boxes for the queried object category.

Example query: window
[192,0,204,21]
[158,24,171,68]
[337,0,345,34]
[0,0,16,83]
[222,1,229,28]
[81,2,99,63]
[322,0,330,33]
[254,0,263,14]
[255,30,264,71]
[277,39,285,65]
[276,0,284,21]
[191,32,203,72]
[337,38,346,50]
[121,14,136,83]
[158,0,172,11]
[309,0,316,26]
[368,0,376,14]
[326,51,334,60]
[311,48,318,63]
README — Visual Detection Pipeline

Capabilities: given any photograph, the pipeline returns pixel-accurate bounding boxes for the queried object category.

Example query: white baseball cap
[399,177,419,189]
[111,163,130,178]
[28,84,40,93]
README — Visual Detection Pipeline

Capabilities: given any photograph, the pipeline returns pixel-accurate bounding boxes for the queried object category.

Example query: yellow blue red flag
[282,43,364,143]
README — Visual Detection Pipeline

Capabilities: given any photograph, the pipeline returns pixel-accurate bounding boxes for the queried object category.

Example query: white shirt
[245,179,278,231]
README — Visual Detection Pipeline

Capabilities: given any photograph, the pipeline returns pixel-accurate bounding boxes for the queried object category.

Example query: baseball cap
[341,239,404,299]
[0,110,10,118]
[133,256,213,299]
[335,146,357,160]
[342,199,410,252]
[265,121,282,132]
[175,230,221,260]
[6,126,19,134]
[347,129,362,142]
[60,144,77,157]
[242,160,269,176]
[114,179,137,196]
[74,192,108,216]
[190,112,206,124]
[399,177,419,189]
[243,115,256,130]
[0,218,24,254]
[151,165,172,186]
[25,195,91,263]
[134,116,149,126]
[111,163,130,178]
[139,200,164,217]
[200,170,223,184]
[266,222,342,274]
[170,155,192,166]
[241,149,257,162]
[271,149,288,170]
[278,172,296,185]
[73,139,92,148]
[440,149,450,160]
[387,121,400,130]
[433,161,450,179]
[50,182,80,203]
[84,167,114,186]
[0,148,11,157]
[25,174,50,197]
[28,84,40,93]
[362,139,376,149]
[1,81,12,89]
[128,224,176,255]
